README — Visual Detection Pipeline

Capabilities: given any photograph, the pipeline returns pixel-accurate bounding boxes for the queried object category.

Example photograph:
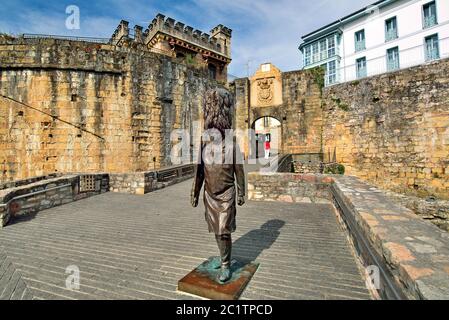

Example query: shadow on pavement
[233,219,285,263]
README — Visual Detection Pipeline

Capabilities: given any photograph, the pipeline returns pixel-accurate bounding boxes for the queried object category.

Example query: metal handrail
[21,33,110,44]
[0,183,72,208]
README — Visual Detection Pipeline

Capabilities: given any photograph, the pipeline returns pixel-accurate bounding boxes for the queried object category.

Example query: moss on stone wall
[310,66,325,95]
[331,97,349,111]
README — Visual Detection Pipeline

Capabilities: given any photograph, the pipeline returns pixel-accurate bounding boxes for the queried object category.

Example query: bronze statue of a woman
[191,88,246,283]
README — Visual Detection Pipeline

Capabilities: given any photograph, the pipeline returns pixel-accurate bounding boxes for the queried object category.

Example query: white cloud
[171,0,375,77]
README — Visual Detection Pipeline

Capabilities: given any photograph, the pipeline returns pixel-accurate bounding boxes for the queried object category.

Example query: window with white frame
[319,60,338,86]
[328,36,336,57]
[425,34,440,61]
[302,34,339,67]
[423,1,437,29]
[327,60,337,85]
[356,57,367,79]
[355,30,366,52]
[312,43,319,63]
[319,39,327,61]
[386,47,400,71]
[385,17,398,42]
[304,46,311,66]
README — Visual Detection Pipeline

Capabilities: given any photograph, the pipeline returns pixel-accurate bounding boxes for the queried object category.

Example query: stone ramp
[333,176,449,300]
[0,180,371,300]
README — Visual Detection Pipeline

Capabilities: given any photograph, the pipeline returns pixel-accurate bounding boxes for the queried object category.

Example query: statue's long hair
[203,88,234,137]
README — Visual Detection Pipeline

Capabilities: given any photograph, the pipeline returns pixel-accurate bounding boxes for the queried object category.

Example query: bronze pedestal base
[178,257,259,300]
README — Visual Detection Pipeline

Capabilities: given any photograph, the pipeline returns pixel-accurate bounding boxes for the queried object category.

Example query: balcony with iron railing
[385,29,398,42]
[327,36,448,86]
[387,59,400,71]
[356,66,367,79]
[425,45,440,62]
[355,40,366,52]
[423,15,437,29]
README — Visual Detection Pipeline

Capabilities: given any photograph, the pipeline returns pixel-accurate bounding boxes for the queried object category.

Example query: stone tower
[210,24,232,58]
[141,14,232,83]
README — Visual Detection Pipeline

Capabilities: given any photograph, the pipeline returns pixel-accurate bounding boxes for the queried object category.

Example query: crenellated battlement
[144,13,231,59]
[108,14,232,64]
[110,20,130,45]
[106,13,232,82]
[134,25,144,43]
[210,24,232,38]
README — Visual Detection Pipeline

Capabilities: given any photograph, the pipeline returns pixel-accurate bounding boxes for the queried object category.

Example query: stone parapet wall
[109,164,194,195]
[109,172,150,195]
[0,173,63,190]
[0,173,108,227]
[384,190,449,232]
[0,163,193,226]
[332,176,449,300]
[292,161,323,174]
[248,172,333,204]
[322,58,449,200]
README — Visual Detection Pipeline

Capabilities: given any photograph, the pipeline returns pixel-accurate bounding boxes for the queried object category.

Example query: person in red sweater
[264,136,271,159]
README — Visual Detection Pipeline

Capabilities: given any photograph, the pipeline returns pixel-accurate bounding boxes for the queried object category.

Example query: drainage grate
[181,166,194,176]
[157,170,178,182]
[80,175,96,192]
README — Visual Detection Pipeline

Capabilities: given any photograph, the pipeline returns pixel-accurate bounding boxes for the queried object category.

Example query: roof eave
[300,0,397,42]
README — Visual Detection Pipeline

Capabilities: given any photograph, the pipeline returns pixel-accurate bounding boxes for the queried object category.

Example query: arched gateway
[231,63,323,160]
[252,116,282,159]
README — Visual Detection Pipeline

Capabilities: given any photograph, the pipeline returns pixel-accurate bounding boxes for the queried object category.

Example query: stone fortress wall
[322,59,449,200]
[0,18,448,202]
[233,60,449,201]
[0,32,218,182]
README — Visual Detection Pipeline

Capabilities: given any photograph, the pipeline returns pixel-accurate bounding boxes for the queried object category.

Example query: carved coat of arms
[257,78,274,105]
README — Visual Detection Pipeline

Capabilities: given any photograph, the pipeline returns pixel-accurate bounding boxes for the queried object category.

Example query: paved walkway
[0,180,371,300]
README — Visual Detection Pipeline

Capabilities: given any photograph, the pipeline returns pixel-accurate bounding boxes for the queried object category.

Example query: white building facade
[299,0,449,85]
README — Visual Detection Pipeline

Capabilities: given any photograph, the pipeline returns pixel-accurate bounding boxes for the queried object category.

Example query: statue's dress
[191,138,246,236]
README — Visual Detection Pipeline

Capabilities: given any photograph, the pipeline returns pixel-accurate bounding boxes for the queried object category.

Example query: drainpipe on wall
[247,77,251,160]
[339,23,347,83]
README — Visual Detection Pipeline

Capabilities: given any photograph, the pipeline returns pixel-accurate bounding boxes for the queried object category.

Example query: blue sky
[0,0,375,77]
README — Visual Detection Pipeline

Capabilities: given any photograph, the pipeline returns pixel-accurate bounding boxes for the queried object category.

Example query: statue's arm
[191,143,204,207]
[234,141,246,206]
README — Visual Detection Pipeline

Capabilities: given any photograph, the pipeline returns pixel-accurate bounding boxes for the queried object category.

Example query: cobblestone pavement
[0,180,371,300]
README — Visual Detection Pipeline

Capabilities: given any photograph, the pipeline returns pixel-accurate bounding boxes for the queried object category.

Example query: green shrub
[324,164,345,175]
